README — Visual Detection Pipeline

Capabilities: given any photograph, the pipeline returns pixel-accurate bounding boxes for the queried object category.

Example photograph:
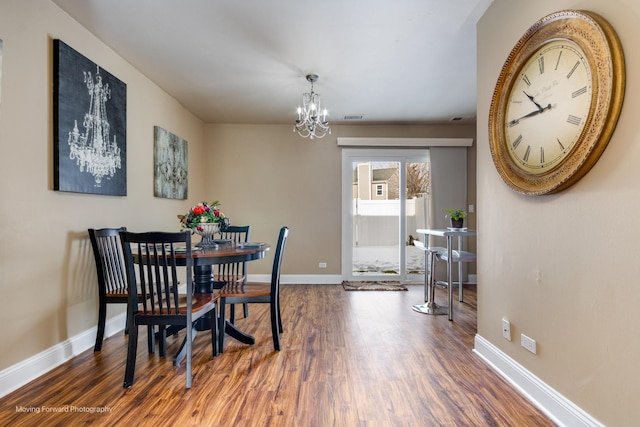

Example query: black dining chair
[214,225,251,321]
[120,231,218,389]
[89,227,154,353]
[218,226,289,353]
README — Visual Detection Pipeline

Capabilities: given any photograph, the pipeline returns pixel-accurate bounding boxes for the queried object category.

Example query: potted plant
[445,209,467,229]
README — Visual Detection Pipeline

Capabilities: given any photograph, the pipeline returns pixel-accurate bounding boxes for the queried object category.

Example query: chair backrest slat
[89,227,128,296]
[217,225,250,282]
[121,232,191,316]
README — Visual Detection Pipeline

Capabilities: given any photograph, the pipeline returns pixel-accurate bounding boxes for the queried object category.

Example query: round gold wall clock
[488,10,625,195]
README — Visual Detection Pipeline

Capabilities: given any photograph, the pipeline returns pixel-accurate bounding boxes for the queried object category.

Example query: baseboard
[0,312,126,399]
[249,274,343,284]
[473,334,603,427]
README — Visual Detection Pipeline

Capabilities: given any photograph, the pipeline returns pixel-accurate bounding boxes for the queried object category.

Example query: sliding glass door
[342,149,430,282]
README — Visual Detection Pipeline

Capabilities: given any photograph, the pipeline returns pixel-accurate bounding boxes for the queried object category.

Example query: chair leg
[211,309,218,357]
[186,325,193,389]
[94,301,107,352]
[243,303,249,318]
[277,295,283,334]
[147,325,155,354]
[218,299,226,353]
[158,326,167,357]
[123,322,139,388]
[230,304,236,324]
[124,303,133,335]
[270,300,281,351]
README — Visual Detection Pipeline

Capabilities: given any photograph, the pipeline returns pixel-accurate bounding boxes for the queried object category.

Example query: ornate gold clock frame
[488,10,625,195]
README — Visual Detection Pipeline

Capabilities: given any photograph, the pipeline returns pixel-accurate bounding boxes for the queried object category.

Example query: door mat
[342,281,408,291]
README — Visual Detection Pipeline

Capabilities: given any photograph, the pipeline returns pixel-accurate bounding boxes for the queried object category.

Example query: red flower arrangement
[178,201,227,232]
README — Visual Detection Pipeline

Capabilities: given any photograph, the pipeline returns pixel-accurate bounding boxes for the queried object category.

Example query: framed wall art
[53,39,127,196]
[154,126,188,199]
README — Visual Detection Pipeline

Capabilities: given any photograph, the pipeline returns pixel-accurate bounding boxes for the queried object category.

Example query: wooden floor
[0,284,554,426]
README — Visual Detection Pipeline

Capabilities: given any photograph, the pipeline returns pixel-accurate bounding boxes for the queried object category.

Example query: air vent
[343,115,364,120]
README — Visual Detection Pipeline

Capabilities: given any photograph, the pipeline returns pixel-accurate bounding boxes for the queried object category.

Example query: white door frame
[341,148,429,281]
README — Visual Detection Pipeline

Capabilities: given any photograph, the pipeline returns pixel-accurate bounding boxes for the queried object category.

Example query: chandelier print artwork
[68,66,121,186]
[54,40,127,196]
[154,126,188,200]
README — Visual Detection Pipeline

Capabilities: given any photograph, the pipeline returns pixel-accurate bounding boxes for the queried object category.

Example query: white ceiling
[51,0,492,126]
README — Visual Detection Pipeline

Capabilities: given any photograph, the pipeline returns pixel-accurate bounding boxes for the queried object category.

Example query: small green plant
[445,209,467,221]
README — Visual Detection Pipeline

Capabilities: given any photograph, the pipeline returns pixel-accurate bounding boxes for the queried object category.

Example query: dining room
[2,0,640,426]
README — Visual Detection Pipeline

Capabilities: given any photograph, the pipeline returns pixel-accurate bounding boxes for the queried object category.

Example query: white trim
[337,137,473,147]
[249,274,342,284]
[0,312,126,399]
[474,334,604,427]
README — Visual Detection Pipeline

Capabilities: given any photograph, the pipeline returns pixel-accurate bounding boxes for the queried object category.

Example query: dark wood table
[138,241,270,364]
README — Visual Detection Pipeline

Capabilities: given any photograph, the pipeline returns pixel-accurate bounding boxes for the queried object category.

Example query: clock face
[505,40,593,175]
[488,10,625,195]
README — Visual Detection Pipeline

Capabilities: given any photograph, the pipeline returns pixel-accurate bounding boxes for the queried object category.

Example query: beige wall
[478,1,640,425]
[0,1,207,371]
[205,124,476,276]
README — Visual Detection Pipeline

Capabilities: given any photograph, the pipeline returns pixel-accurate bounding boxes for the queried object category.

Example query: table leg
[411,248,448,315]
[458,235,464,303]
[447,235,454,321]
[224,320,255,345]
[195,263,256,343]
[172,327,197,366]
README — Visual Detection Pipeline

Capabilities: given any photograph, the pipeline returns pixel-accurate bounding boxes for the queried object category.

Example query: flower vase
[193,223,221,248]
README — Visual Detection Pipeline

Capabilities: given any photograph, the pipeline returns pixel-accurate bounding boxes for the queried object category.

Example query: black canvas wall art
[154,126,188,199]
[53,39,127,196]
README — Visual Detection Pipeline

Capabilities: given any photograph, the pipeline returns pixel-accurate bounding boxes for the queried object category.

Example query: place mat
[342,281,408,291]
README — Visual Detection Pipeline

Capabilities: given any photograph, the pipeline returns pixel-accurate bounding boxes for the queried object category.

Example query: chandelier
[68,67,122,186]
[294,74,331,139]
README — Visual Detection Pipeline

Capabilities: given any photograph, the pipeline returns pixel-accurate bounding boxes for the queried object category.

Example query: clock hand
[508,103,553,127]
[523,91,544,112]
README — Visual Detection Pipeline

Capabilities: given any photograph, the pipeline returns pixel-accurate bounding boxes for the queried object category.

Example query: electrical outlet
[521,334,537,354]
[502,318,511,341]
[318,262,327,269]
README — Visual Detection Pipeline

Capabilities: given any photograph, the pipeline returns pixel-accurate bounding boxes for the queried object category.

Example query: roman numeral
[540,147,545,164]
[512,135,522,149]
[523,145,531,162]
[538,56,544,74]
[567,61,580,79]
[522,74,531,87]
[567,115,581,126]
[555,51,563,71]
[557,138,565,151]
[572,87,587,98]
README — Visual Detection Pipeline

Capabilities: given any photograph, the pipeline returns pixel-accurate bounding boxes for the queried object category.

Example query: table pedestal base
[411,302,448,315]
